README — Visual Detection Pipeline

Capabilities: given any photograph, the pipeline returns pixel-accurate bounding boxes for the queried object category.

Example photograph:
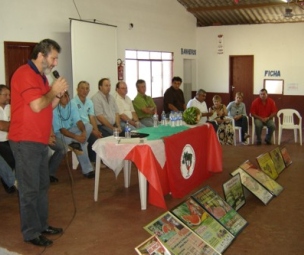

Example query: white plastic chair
[48,147,81,170]
[233,116,250,144]
[277,109,302,146]
[251,116,276,144]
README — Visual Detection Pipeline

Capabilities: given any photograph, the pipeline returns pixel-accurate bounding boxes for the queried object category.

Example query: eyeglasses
[0,94,10,97]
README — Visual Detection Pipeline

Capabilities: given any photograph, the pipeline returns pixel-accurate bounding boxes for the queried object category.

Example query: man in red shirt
[9,39,68,247]
[250,89,277,145]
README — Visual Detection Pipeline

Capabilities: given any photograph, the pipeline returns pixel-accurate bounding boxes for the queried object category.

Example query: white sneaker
[242,141,249,145]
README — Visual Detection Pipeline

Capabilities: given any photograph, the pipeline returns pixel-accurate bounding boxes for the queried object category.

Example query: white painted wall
[196,23,304,95]
[3,1,303,97]
[0,0,197,94]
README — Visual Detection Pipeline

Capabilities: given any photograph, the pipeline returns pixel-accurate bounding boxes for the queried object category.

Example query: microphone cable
[37,93,78,255]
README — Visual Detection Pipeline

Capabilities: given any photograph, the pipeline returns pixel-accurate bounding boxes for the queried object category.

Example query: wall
[0,0,197,95]
[196,23,304,95]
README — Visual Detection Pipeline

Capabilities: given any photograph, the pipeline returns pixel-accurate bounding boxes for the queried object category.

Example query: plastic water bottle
[178,111,183,126]
[153,112,158,127]
[161,111,166,125]
[125,121,131,138]
[169,111,174,127]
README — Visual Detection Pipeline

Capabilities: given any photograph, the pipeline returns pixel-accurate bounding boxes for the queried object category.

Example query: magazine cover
[269,147,285,174]
[231,168,273,205]
[222,174,246,211]
[135,235,171,255]
[171,197,235,254]
[256,152,279,180]
[240,160,283,196]
[192,186,248,236]
[280,147,292,167]
[144,212,220,255]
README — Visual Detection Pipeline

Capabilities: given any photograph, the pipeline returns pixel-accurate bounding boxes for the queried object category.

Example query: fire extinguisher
[117,59,124,81]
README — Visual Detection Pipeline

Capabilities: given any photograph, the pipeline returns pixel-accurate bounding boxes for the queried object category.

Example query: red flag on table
[163,124,222,198]
[125,145,168,210]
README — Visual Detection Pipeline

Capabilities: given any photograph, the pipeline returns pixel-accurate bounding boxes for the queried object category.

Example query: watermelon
[183,107,201,125]
[182,214,201,225]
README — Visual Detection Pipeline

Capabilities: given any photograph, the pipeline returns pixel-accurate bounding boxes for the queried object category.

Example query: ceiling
[176,0,304,27]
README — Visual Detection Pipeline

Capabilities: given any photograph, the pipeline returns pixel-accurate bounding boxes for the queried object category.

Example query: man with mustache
[9,39,68,247]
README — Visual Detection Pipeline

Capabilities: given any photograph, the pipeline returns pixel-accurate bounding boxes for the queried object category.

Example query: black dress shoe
[49,176,59,183]
[265,139,271,145]
[26,235,53,247]
[1,178,16,194]
[83,171,95,179]
[42,226,63,235]
[68,142,83,155]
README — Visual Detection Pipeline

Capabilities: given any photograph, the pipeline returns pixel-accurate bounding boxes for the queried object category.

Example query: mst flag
[125,144,168,210]
[164,124,222,198]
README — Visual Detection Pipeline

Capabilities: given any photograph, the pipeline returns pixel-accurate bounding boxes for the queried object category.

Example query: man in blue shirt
[53,92,94,178]
[71,81,103,164]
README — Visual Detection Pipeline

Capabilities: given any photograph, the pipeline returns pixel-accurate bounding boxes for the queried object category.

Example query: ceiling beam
[186,2,292,13]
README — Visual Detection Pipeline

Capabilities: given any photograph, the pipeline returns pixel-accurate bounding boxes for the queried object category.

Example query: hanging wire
[73,0,82,20]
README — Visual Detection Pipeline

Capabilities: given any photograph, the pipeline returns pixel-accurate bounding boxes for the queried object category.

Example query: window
[125,50,173,99]
[263,79,284,94]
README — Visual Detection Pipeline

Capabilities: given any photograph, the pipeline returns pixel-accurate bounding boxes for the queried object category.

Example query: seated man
[0,85,15,170]
[227,92,250,145]
[91,78,122,137]
[115,81,144,130]
[0,154,17,194]
[250,88,277,145]
[71,81,102,163]
[48,130,66,182]
[163,76,186,116]
[53,92,95,179]
[186,89,213,125]
[133,79,156,127]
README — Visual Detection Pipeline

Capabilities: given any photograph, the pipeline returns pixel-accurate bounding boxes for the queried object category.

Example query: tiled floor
[0,130,303,255]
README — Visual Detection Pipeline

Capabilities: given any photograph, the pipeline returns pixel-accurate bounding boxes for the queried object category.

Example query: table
[93,137,166,210]
[92,124,222,210]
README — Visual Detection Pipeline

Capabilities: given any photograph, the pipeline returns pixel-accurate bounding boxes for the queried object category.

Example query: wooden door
[229,55,254,114]
[4,41,37,87]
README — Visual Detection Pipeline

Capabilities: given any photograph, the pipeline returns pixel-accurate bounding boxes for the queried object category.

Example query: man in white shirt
[114,81,144,130]
[0,85,15,170]
[0,85,16,193]
[186,89,213,124]
[91,78,121,137]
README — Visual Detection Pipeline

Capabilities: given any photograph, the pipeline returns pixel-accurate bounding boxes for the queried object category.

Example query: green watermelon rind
[183,107,201,125]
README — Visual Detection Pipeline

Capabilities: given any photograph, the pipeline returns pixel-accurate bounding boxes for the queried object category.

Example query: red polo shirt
[250,97,277,118]
[8,62,52,144]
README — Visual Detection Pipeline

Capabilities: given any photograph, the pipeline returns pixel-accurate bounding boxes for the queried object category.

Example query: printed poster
[231,168,273,205]
[135,235,171,255]
[171,197,234,254]
[144,212,219,255]
[222,174,246,211]
[280,147,292,167]
[256,153,279,180]
[269,147,285,174]
[192,186,248,236]
[240,160,283,196]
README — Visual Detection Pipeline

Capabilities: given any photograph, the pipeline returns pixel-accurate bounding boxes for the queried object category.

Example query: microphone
[53,70,60,79]
[53,70,67,93]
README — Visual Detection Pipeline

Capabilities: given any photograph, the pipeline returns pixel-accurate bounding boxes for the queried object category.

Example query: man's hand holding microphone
[52,70,69,99]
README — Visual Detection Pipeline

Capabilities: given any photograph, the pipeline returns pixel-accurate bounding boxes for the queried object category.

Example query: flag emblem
[180,144,196,179]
